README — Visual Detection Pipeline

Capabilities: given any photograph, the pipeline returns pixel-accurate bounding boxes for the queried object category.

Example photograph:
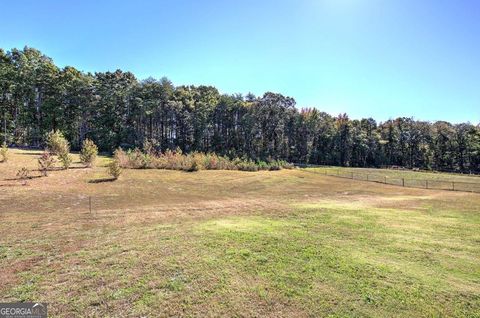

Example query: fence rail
[300,167,480,194]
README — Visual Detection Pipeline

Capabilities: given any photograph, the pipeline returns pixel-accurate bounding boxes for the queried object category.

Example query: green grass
[306,166,480,183]
[1,149,479,317]
[305,166,480,192]
[193,204,480,317]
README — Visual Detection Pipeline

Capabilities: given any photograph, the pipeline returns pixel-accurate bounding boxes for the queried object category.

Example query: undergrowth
[114,147,293,172]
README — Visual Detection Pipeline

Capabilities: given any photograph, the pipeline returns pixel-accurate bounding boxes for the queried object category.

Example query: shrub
[267,160,284,171]
[185,159,199,172]
[38,151,56,176]
[107,159,122,180]
[44,130,75,169]
[123,148,148,169]
[257,161,269,170]
[142,139,158,155]
[0,142,8,163]
[236,159,259,172]
[16,167,30,185]
[203,153,217,169]
[80,139,98,167]
[268,164,281,171]
[45,130,70,156]
[16,167,30,180]
[281,161,294,169]
[142,152,153,168]
[59,152,73,170]
[202,153,236,170]
[114,148,130,168]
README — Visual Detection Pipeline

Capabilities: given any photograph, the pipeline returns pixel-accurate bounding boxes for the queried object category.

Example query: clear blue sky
[1,0,479,123]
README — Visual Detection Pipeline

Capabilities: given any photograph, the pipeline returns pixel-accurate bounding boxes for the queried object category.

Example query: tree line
[1,47,479,172]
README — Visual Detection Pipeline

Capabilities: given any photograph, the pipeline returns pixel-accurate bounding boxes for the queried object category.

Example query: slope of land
[305,167,480,192]
[1,149,479,317]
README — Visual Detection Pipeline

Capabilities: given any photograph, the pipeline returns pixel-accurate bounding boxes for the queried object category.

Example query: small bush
[44,130,75,170]
[114,148,129,168]
[38,151,56,176]
[267,160,283,171]
[283,163,294,169]
[143,139,159,155]
[16,167,30,185]
[107,159,122,180]
[80,139,98,167]
[119,148,149,169]
[0,142,8,162]
[268,164,281,171]
[16,167,30,180]
[185,159,199,172]
[236,159,259,172]
[59,152,73,170]
[257,161,269,170]
[45,130,70,156]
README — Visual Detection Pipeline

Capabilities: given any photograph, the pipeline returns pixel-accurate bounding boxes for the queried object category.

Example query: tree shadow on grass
[58,166,88,170]
[26,166,87,173]
[0,183,29,187]
[4,175,43,181]
[88,177,116,184]
[17,152,43,156]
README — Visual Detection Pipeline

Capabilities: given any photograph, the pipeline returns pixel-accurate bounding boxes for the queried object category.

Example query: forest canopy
[1,47,479,172]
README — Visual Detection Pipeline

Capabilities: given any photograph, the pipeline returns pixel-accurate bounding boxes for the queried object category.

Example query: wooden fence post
[402,178,405,187]
[426,180,428,189]
[89,196,92,214]
[351,172,354,179]
[384,176,387,184]
[452,182,455,191]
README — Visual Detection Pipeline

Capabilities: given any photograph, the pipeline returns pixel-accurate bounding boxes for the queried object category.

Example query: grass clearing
[305,166,480,183]
[305,166,480,193]
[1,149,479,317]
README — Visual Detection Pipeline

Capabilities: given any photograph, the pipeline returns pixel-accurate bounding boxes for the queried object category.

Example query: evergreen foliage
[45,130,72,169]
[80,139,98,167]
[1,47,479,173]
[38,151,56,176]
[45,130,70,155]
[107,159,122,180]
[59,152,73,170]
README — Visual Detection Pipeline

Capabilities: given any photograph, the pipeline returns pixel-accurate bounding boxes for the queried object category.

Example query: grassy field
[304,166,480,182]
[305,166,480,192]
[1,149,479,317]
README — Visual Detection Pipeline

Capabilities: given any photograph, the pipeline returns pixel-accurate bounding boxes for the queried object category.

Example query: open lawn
[305,167,480,193]
[305,166,480,183]
[1,149,479,317]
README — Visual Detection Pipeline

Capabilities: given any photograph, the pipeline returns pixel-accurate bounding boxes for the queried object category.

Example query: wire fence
[300,166,480,193]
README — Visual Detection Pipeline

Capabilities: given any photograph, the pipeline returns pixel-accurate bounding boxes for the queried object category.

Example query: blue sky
[1,0,479,123]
